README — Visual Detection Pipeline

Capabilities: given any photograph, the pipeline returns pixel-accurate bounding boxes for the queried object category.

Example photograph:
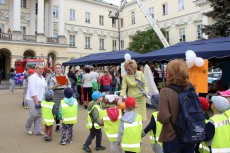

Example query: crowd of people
[4,58,230,153]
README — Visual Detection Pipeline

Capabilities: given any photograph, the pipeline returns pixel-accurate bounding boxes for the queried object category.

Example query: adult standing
[9,68,16,94]
[157,59,194,153]
[82,66,93,109]
[25,64,47,135]
[46,63,71,131]
[120,59,148,121]
[68,65,78,98]
[99,69,112,94]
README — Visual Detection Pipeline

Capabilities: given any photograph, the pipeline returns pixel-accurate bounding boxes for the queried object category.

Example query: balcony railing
[0,33,12,40]
[23,35,37,42]
[47,37,58,44]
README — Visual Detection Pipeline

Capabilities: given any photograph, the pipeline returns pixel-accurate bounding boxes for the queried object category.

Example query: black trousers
[77,85,82,104]
[83,87,92,102]
[85,126,102,147]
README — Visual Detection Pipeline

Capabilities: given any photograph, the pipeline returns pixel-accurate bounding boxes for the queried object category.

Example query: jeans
[163,137,195,153]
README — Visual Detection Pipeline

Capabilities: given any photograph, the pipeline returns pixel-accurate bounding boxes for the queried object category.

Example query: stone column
[202,15,208,39]
[48,0,54,37]
[12,0,22,40]
[37,0,46,43]
[57,0,67,45]
[44,1,49,36]
[30,0,36,35]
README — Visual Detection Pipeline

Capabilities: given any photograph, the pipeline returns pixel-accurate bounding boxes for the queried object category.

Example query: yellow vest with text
[60,99,78,124]
[121,114,142,153]
[101,108,122,142]
[86,104,102,129]
[149,111,162,145]
[41,100,55,126]
[200,114,230,153]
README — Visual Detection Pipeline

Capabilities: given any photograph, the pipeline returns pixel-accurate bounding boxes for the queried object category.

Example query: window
[99,38,104,50]
[131,11,135,25]
[85,12,91,23]
[178,0,184,11]
[20,26,26,35]
[0,24,4,32]
[85,36,91,49]
[0,0,5,4]
[69,9,75,21]
[53,6,59,18]
[120,18,124,28]
[69,35,75,47]
[21,0,26,8]
[112,40,117,50]
[197,24,203,39]
[162,3,168,15]
[165,31,169,43]
[121,40,124,49]
[112,18,116,28]
[99,15,104,26]
[179,28,186,42]
[149,7,154,19]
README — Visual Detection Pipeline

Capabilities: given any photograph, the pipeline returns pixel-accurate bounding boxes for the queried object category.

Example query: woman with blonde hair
[157,59,195,153]
[120,59,148,121]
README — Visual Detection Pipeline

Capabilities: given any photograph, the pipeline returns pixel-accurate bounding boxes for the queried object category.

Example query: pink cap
[219,89,230,97]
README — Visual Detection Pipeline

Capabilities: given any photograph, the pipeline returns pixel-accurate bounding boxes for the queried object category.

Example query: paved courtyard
[0,88,154,153]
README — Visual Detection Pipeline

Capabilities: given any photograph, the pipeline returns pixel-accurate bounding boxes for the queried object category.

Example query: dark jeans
[103,85,112,94]
[163,137,195,153]
[77,85,82,104]
[83,87,92,102]
[85,126,102,147]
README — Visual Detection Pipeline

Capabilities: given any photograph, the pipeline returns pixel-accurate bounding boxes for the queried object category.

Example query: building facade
[0,0,212,78]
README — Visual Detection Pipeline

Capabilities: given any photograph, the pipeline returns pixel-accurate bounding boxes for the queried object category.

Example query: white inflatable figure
[143,64,159,96]
[121,53,132,77]
[194,57,205,67]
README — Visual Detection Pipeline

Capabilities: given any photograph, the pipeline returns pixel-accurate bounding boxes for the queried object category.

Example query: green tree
[128,28,166,53]
[203,0,230,38]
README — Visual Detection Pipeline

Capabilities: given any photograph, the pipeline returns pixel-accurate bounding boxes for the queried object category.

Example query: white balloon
[194,57,205,67]
[124,53,131,60]
[186,52,197,62]
[185,50,196,57]
[186,61,194,68]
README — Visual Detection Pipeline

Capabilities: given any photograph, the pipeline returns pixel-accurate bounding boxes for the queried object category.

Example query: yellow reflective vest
[86,104,102,129]
[224,109,230,122]
[60,99,78,124]
[101,108,121,142]
[200,114,230,153]
[149,111,162,145]
[41,100,55,126]
[121,114,142,153]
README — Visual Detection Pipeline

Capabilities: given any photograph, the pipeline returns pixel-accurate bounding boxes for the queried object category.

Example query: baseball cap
[125,97,136,108]
[211,96,230,113]
[199,97,210,112]
[45,90,54,101]
[64,87,73,99]
[28,69,35,75]
[219,89,230,97]
[92,91,105,100]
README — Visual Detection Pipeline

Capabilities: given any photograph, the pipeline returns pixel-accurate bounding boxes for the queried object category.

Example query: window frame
[0,0,5,4]
[99,38,105,50]
[178,0,185,11]
[69,35,75,47]
[85,36,91,49]
[131,11,135,25]
[162,3,168,16]
[112,40,117,50]
[85,12,91,23]
[69,9,75,21]
[53,6,59,18]
[148,7,154,19]
[99,15,104,26]
[179,28,186,42]
[21,0,26,8]
[20,26,26,35]
[197,24,203,39]
[121,40,124,49]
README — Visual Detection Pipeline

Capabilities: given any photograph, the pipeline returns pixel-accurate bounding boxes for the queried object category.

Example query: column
[58,0,64,36]
[48,0,53,37]
[12,0,21,32]
[202,15,208,39]
[44,1,49,36]
[30,0,36,35]
[37,0,44,34]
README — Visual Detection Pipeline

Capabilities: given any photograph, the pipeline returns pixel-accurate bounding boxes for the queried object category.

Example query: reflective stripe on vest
[87,104,102,129]
[121,114,142,152]
[61,99,78,124]
[41,100,55,126]
[224,110,230,122]
[201,144,230,153]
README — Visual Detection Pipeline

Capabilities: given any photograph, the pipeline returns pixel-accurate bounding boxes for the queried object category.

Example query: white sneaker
[26,130,32,135]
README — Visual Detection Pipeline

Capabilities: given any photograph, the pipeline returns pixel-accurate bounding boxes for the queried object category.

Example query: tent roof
[62,50,142,66]
[137,37,230,62]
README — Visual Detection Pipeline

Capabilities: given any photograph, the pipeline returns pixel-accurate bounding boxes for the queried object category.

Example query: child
[59,87,78,145]
[101,98,122,153]
[41,90,55,141]
[82,91,106,152]
[117,97,142,153]
[200,96,230,153]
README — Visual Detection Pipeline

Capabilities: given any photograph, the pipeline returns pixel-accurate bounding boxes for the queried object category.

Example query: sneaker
[95,146,106,151]
[66,139,73,144]
[35,131,44,135]
[26,129,32,135]
[60,140,66,145]
[82,144,92,152]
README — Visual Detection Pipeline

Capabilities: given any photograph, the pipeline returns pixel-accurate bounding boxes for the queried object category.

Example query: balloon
[124,53,131,60]
[186,52,197,62]
[185,50,196,57]
[194,57,204,67]
[186,61,194,68]
[118,102,126,110]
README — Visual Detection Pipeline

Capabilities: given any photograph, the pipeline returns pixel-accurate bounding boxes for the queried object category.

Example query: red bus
[15,59,45,74]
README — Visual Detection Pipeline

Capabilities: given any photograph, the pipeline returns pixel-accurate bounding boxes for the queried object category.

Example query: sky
[103,0,132,6]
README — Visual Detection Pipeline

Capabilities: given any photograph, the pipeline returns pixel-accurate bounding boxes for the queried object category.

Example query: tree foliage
[128,28,166,53]
[203,0,230,38]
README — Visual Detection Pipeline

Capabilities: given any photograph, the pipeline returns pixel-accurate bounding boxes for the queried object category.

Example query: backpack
[168,84,205,143]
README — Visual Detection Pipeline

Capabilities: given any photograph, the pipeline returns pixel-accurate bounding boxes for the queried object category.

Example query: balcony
[47,37,58,44]
[23,35,37,42]
[0,33,12,40]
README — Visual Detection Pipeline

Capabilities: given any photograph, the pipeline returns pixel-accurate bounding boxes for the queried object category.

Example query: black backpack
[168,84,205,143]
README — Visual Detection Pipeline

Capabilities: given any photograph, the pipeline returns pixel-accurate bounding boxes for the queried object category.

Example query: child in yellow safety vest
[59,87,78,145]
[102,97,122,153]
[82,91,106,153]
[41,90,55,141]
[117,97,142,153]
[200,96,230,153]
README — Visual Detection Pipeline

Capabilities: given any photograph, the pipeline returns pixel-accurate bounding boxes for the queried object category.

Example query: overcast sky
[103,0,132,6]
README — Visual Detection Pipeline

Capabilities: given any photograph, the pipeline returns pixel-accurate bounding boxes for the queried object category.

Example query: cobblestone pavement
[0,89,154,153]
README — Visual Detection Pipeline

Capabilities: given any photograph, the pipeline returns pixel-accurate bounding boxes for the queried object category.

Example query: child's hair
[125,106,135,111]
